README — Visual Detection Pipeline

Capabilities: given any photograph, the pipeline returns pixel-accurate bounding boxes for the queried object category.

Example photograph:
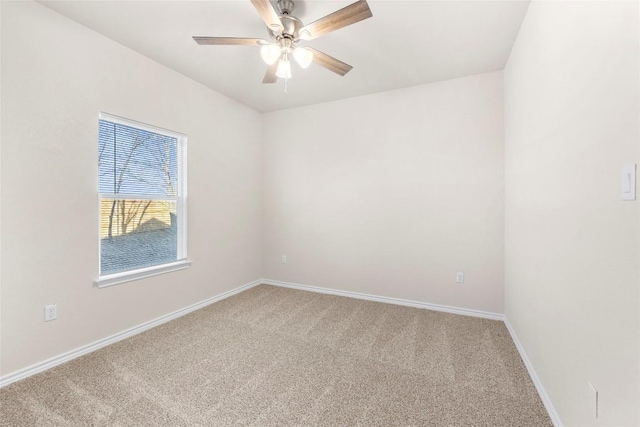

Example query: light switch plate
[621,164,636,201]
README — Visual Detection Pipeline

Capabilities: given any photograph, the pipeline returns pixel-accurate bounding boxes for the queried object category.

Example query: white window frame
[94,112,190,288]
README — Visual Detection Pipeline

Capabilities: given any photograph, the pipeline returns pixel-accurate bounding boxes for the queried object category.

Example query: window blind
[98,118,183,277]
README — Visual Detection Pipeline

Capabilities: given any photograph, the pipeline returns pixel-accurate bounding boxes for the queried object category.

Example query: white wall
[504,1,640,426]
[4,4,637,425]
[263,72,504,314]
[0,1,262,375]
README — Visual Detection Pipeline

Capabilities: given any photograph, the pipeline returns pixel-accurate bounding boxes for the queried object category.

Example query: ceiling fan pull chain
[284,77,288,93]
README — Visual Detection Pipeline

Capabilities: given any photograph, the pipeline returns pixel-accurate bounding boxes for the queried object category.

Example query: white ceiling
[40,0,530,113]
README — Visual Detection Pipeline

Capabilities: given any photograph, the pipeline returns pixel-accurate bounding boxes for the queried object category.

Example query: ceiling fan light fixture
[260,44,281,65]
[293,47,313,69]
[276,56,292,79]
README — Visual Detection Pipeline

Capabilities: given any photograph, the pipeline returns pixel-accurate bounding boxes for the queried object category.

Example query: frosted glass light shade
[276,59,292,79]
[293,47,313,69]
[260,44,281,65]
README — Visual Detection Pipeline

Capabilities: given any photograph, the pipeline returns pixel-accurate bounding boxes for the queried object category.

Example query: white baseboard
[262,278,504,321]
[504,317,563,427]
[2,277,559,427]
[0,279,262,388]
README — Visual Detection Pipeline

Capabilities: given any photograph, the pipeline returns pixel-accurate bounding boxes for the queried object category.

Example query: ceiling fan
[193,0,373,83]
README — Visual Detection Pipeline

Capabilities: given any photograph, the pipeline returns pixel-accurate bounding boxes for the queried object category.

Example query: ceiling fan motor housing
[268,0,303,41]
[275,15,303,41]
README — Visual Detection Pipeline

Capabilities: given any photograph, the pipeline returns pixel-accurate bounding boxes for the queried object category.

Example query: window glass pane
[98,120,178,197]
[100,199,177,275]
[98,115,185,280]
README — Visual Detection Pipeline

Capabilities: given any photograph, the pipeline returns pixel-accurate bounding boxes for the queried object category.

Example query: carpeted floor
[0,284,552,426]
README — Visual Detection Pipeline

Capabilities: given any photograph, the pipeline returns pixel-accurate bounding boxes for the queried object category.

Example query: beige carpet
[0,284,552,426]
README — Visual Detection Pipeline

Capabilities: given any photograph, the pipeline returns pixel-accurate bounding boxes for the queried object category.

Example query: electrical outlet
[44,304,57,322]
[281,255,287,264]
[589,382,598,419]
[456,272,464,283]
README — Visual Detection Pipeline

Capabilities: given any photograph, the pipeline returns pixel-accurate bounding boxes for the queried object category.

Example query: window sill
[95,259,192,288]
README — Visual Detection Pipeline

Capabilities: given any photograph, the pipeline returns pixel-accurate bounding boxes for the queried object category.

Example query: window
[96,113,188,287]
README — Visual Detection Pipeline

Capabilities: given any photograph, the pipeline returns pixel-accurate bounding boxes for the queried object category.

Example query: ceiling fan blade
[250,0,284,33]
[299,0,372,41]
[263,62,279,84]
[308,48,353,76]
[193,37,268,46]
